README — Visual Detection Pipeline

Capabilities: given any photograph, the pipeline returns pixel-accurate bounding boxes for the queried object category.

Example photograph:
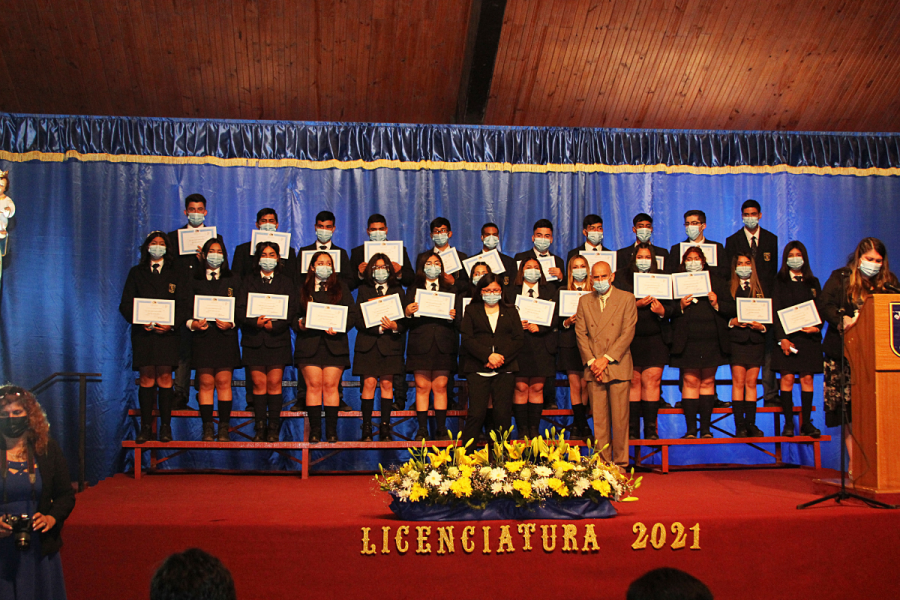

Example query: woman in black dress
[119,231,187,443]
[669,247,733,438]
[295,251,357,442]
[353,253,406,441]
[727,253,767,438]
[772,241,823,438]
[457,261,493,437]
[459,273,524,447]
[503,257,559,439]
[235,241,298,442]
[614,243,672,441]
[188,239,242,442]
[404,253,458,441]
[558,255,591,439]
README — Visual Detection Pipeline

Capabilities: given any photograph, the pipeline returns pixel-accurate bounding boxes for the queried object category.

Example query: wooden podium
[844,294,900,493]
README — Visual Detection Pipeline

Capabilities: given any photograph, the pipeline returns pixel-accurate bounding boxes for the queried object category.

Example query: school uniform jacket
[354,283,407,356]
[467,249,518,287]
[349,243,416,290]
[416,247,471,294]
[502,283,560,354]
[729,283,766,345]
[188,273,241,343]
[459,302,524,374]
[615,243,671,274]
[513,248,566,289]
[231,240,298,282]
[293,281,358,358]
[166,226,224,278]
[119,260,189,336]
[666,238,730,282]
[235,271,298,349]
[404,284,459,355]
[668,272,735,356]
[725,227,779,292]
[298,241,354,289]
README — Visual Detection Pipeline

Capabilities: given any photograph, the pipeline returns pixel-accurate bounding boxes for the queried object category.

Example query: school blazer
[668,273,734,356]
[119,260,189,337]
[298,242,353,289]
[725,228,779,291]
[615,244,671,274]
[353,283,407,356]
[349,243,416,290]
[405,284,459,355]
[188,274,241,341]
[293,281,358,358]
[502,284,560,354]
[235,272,298,349]
[513,248,565,289]
[574,286,637,383]
[232,241,298,282]
[459,302,524,374]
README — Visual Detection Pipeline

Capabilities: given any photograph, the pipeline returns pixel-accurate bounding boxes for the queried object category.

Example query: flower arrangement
[376,428,640,510]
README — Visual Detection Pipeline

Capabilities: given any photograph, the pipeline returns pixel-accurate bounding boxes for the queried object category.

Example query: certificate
[461,297,472,316]
[305,302,349,333]
[438,247,463,275]
[679,242,718,266]
[133,298,176,326]
[246,292,290,320]
[580,250,617,273]
[364,241,403,265]
[300,249,342,273]
[672,271,712,298]
[633,273,674,300]
[656,256,666,271]
[463,249,505,275]
[414,288,455,320]
[558,290,589,317]
[537,255,559,282]
[737,297,773,324]
[777,300,822,335]
[515,295,556,327]
[360,293,404,329]
[193,295,235,322]
[250,230,291,257]
[177,227,216,255]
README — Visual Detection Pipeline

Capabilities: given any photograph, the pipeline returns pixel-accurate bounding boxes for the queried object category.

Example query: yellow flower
[513,479,532,498]
[591,479,612,497]
[567,447,582,463]
[548,478,569,497]
[552,460,575,473]
[459,464,475,479]
[470,447,490,466]
[429,447,452,468]
[505,441,525,460]
[409,483,429,502]
[505,460,525,473]
[450,477,473,498]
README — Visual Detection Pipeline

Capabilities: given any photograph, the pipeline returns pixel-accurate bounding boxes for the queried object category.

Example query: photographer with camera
[0,385,76,599]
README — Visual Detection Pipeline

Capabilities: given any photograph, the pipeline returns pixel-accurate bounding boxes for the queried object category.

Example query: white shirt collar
[260,270,274,279]
[522,282,539,295]
[151,258,164,268]
[743,227,759,245]
[584,242,601,252]
[206,267,220,280]
[316,240,333,250]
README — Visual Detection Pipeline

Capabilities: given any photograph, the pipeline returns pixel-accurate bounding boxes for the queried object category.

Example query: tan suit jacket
[574,286,637,382]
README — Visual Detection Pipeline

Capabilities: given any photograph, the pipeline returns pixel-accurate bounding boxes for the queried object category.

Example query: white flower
[425,470,442,487]
[439,480,452,495]
[490,467,506,481]
[573,478,589,497]
[401,477,414,489]
[502,483,514,494]
[519,468,532,480]
[447,466,460,478]
[398,489,411,501]
[479,466,493,479]
[591,468,602,479]
[407,469,420,481]
[533,478,549,491]
[534,466,553,478]
[490,482,504,495]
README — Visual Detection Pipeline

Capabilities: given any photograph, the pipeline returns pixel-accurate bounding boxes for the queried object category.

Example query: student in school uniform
[119,231,188,443]
[726,253,768,438]
[297,210,354,290]
[416,217,470,294]
[503,257,560,439]
[557,255,592,439]
[514,219,565,288]
[404,253,459,441]
[616,213,670,275]
[231,208,298,282]
[349,213,416,291]
[666,209,729,282]
[235,241,298,442]
[294,251,358,443]
[186,239,242,442]
[353,253,407,441]
[473,222,518,287]
[566,214,610,267]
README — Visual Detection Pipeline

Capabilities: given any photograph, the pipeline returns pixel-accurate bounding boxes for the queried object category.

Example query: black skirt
[242,344,293,368]
[729,339,765,367]
[670,319,727,369]
[771,336,824,374]
[632,334,669,368]
[191,331,242,370]
[131,331,180,370]
[556,345,584,372]
[353,346,404,376]
[406,339,457,372]
[517,333,556,378]
[296,342,350,369]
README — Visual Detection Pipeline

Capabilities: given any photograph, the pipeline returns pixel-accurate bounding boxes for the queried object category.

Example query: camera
[3,514,33,549]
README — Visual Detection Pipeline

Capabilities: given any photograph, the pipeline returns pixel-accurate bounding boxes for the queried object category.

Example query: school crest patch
[168,283,176,294]
[227,288,234,297]
[763,252,772,262]
[891,303,900,357]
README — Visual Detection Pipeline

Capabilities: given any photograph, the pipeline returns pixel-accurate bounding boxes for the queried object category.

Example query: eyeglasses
[684,221,702,227]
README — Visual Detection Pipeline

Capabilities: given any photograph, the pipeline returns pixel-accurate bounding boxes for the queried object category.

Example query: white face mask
[572,268,588,281]
[685,260,703,272]
[636,228,652,243]
[635,258,652,272]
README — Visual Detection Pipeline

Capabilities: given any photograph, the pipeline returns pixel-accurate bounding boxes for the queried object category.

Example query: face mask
[859,259,882,278]
[315,265,333,280]
[587,231,603,246]
[686,225,701,241]
[432,233,449,248]
[685,260,703,272]
[373,268,389,284]
[188,212,205,227]
[635,259,652,272]
[471,274,483,286]
[533,238,551,253]
[369,230,388,242]
[786,256,804,270]
[572,268,588,281]
[593,279,610,294]
[424,265,441,280]
[259,257,277,273]
[259,223,278,232]
[735,266,752,279]
[483,293,501,306]
[742,216,759,230]
[636,228,652,243]
[316,228,333,243]
[0,416,28,439]
[524,268,541,284]
[483,235,500,249]
[148,244,166,259]
[206,253,224,269]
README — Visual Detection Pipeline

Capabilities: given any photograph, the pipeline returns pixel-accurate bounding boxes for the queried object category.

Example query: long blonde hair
[567,256,590,290]
[846,237,898,306]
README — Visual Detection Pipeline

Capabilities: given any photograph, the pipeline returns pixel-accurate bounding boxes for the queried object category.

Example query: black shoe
[735,426,748,439]
[701,431,713,439]
[266,426,280,442]
[392,400,406,412]
[172,394,191,411]
[289,400,306,412]
[763,398,780,408]
[216,424,230,442]
[326,432,338,443]
[201,422,215,442]
[746,424,764,437]
[781,424,795,437]
[543,400,559,410]
[338,399,353,412]
[135,425,154,444]
[158,424,173,443]
[379,424,393,441]
[800,422,821,438]
[674,401,683,408]
[309,432,321,443]
[360,422,373,442]
[714,399,731,408]
[658,399,672,408]
[681,432,696,439]
[253,420,266,442]
[414,426,429,442]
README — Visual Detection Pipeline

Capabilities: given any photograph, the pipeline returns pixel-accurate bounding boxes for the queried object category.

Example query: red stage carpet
[62,468,898,600]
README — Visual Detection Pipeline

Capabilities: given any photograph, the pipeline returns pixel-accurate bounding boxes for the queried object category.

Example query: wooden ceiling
[2,0,900,132]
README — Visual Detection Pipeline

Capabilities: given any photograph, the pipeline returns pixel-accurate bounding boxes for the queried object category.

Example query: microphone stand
[798,270,896,509]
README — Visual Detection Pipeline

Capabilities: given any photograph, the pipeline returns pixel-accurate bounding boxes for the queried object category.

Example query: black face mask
[0,416,28,439]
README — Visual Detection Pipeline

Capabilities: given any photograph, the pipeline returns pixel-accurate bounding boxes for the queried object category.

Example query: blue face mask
[686,225,701,241]
[188,212,205,226]
[593,279,610,294]
[432,233,449,248]
[685,260,703,272]
[424,264,441,280]
[259,222,277,232]
[315,265,333,280]
[524,268,541,284]
[368,230,388,242]
[471,274,483,286]
[373,268,389,284]
[742,216,759,230]
[859,259,882,278]
[483,235,500,249]
[316,228,333,243]
[572,268,588,281]
[148,244,166,259]
[259,257,278,273]
[483,293,501,306]
[587,231,603,246]
[786,256,804,270]
[635,259,652,272]
[206,253,224,269]
[636,228,652,243]
[735,265,752,279]
[533,237,551,253]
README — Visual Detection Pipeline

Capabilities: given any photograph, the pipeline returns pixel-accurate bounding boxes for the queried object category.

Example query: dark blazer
[235,271,298,349]
[467,249,518,287]
[232,240,298,282]
[513,248,565,289]
[613,268,675,343]
[566,243,610,268]
[669,272,734,356]
[416,248,471,294]
[729,283,767,345]
[404,284,459,355]
[616,243,671,274]
[166,226,224,278]
[293,281,358,358]
[459,302,524,374]
[349,243,415,290]
[820,268,873,360]
[725,227,779,292]
[188,274,241,341]
[666,239,729,282]
[34,438,76,556]
[354,284,408,356]
[298,242,353,289]
[773,275,823,344]
[502,283,560,354]
[119,260,189,334]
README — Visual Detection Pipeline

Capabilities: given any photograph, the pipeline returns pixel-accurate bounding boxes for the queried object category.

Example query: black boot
[253,393,268,442]
[744,401,763,437]
[780,390,795,436]
[415,411,429,441]
[642,401,659,441]
[527,403,543,438]
[513,404,529,439]
[267,393,283,442]
[699,394,715,438]
[324,406,339,442]
[799,391,820,438]
[216,401,232,442]
[733,401,748,438]
[360,397,375,441]
[199,404,215,441]
[158,387,174,442]
[308,408,322,443]
[136,386,156,443]
[629,404,642,439]
[571,404,587,440]
[435,409,450,440]
[379,398,393,441]
[681,398,698,438]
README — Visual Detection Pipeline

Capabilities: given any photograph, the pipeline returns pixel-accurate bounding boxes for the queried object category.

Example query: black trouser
[173,326,192,399]
[461,373,515,447]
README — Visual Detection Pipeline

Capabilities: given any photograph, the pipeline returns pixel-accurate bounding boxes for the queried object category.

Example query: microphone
[884,282,900,294]
[837,268,852,277]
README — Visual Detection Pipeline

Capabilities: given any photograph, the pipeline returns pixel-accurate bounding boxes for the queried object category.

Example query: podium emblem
[892,303,900,358]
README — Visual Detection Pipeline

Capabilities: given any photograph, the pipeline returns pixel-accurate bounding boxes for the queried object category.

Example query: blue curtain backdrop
[1,114,899,483]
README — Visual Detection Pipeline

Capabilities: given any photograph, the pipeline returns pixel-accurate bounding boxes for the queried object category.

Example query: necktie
[528,288,534,298]
[264,276,272,285]
[210,272,217,281]
[794,276,802,282]
[319,245,327,250]
[431,283,437,291]
[742,281,749,291]
[750,236,758,258]
[377,285,384,296]
[599,295,606,312]
[152,264,160,275]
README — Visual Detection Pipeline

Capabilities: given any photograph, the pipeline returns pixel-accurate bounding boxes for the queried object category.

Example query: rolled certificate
[177,227,216,255]
[736,297,773,324]
[133,298,176,326]
[305,301,349,333]
[515,295,556,327]
[360,293,404,329]
[777,300,822,335]
[193,295,235,322]
[672,271,712,298]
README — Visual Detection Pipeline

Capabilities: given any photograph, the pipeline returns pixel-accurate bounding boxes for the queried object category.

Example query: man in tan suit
[575,261,637,467]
